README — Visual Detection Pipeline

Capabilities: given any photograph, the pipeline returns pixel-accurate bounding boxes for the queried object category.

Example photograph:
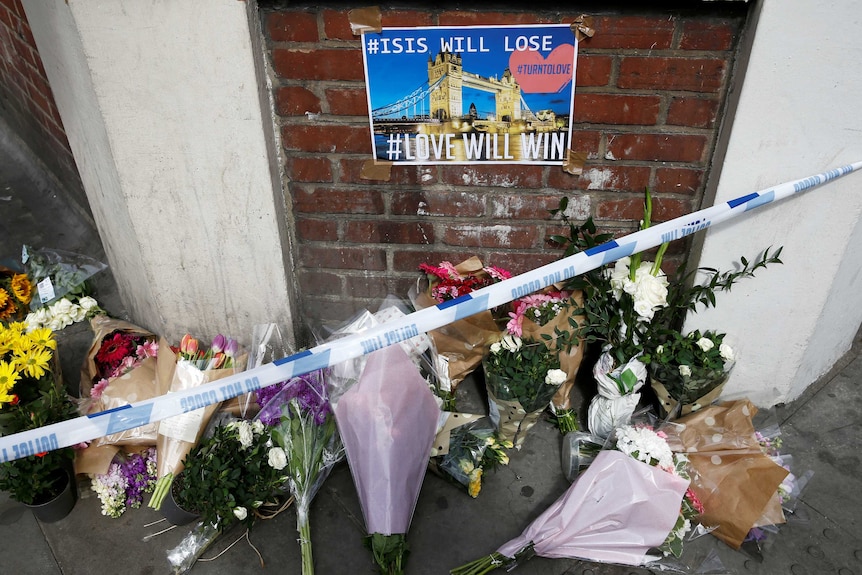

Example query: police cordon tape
[3,162,861,463]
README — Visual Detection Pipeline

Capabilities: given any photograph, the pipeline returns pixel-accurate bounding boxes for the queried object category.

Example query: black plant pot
[25,468,78,523]
[160,482,200,526]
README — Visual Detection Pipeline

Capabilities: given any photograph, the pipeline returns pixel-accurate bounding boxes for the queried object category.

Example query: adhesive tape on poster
[1,162,860,463]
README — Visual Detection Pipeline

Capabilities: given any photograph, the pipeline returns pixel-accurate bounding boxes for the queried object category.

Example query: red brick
[618,57,727,93]
[486,194,569,219]
[547,168,589,191]
[580,16,675,50]
[655,168,704,195]
[580,165,651,193]
[679,21,736,51]
[301,298,365,325]
[296,217,339,241]
[575,55,612,88]
[287,157,332,183]
[381,10,434,28]
[391,189,484,217]
[485,252,557,276]
[275,86,321,116]
[282,124,371,154]
[574,94,660,125]
[348,275,390,299]
[292,186,384,214]
[299,270,343,295]
[344,221,434,244]
[443,224,538,249]
[439,164,543,188]
[606,133,706,163]
[666,97,719,129]
[597,197,693,222]
[272,48,364,81]
[0,4,15,30]
[322,9,354,41]
[267,11,319,42]
[339,158,435,185]
[568,130,601,156]
[325,87,368,116]
[438,12,555,26]
[299,245,386,270]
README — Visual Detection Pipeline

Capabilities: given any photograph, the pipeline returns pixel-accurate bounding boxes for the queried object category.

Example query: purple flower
[211,334,226,353]
[224,338,239,357]
[255,370,332,427]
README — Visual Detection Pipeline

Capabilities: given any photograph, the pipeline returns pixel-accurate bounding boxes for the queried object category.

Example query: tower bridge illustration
[371,51,565,136]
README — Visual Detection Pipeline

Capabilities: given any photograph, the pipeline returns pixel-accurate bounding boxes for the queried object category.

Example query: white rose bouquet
[647,329,735,416]
[483,334,572,448]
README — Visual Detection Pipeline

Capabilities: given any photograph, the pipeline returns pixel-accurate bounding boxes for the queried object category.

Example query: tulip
[224,338,238,357]
[180,334,198,358]
[211,334,226,353]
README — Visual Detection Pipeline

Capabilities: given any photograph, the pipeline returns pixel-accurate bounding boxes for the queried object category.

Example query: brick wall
[262,3,749,328]
[0,0,85,211]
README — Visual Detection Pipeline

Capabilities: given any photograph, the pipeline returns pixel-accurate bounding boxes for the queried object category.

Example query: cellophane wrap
[497,450,689,566]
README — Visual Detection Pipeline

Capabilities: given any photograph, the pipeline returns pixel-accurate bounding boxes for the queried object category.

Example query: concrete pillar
[22,0,296,347]
[687,0,862,405]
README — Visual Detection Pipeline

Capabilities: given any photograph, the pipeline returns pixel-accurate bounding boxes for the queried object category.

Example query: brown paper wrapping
[414,257,505,390]
[154,342,248,479]
[487,390,543,449]
[664,400,789,549]
[78,316,161,447]
[651,377,727,418]
[516,290,586,410]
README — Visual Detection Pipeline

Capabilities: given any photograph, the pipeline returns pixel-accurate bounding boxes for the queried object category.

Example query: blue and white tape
[2,162,860,463]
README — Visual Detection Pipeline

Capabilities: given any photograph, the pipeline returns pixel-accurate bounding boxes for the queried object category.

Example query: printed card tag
[37,277,55,304]
[158,409,204,443]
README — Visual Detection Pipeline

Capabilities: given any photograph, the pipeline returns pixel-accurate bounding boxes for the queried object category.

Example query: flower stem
[299,515,314,575]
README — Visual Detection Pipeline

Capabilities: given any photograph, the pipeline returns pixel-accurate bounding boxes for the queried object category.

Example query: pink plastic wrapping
[333,344,440,535]
[497,450,689,566]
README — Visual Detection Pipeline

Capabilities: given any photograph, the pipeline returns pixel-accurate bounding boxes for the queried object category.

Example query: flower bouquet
[450,449,690,574]
[75,316,161,475]
[0,323,78,516]
[90,447,157,517]
[409,257,511,394]
[506,289,586,431]
[24,295,105,332]
[0,267,34,324]
[148,333,246,511]
[662,399,791,549]
[263,369,344,575]
[483,334,572,448]
[648,329,735,416]
[332,344,440,575]
[21,245,107,310]
[430,419,512,498]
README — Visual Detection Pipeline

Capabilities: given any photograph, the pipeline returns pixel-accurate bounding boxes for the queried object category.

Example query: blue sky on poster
[362,24,576,118]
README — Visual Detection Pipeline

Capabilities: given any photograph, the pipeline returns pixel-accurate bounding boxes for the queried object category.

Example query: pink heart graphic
[509,44,575,94]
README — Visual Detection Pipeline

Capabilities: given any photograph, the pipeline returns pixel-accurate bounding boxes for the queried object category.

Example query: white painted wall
[23,0,296,347]
[687,0,862,405]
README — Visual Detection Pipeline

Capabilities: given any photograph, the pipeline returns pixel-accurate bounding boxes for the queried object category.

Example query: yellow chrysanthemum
[14,347,52,379]
[26,328,57,351]
[10,274,32,305]
[0,361,20,393]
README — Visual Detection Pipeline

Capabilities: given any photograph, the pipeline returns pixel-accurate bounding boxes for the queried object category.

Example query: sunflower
[0,287,9,309]
[10,274,32,305]
[0,296,16,321]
